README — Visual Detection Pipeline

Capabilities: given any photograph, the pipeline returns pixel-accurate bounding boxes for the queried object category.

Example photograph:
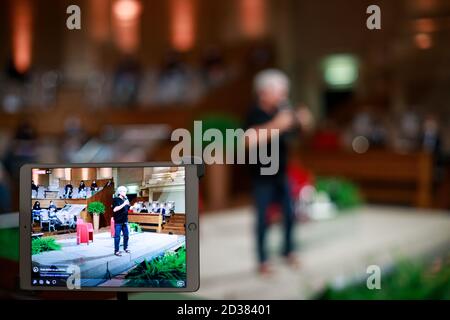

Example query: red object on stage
[110,217,115,237]
[311,130,341,151]
[76,218,94,245]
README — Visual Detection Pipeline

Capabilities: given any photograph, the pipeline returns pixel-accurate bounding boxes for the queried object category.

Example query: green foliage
[315,177,362,210]
[197,113,241,150]
[0,228,20,261]
[319,257,450,300]
[87,201,106,215]
[32,237,61,255]
[129,222,142,233]
[125,246,186,287]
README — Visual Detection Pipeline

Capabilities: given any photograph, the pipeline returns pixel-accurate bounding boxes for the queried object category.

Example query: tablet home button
[188,223,197,231]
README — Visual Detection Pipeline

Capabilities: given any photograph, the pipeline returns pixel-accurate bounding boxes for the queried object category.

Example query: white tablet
[19,162,200,292]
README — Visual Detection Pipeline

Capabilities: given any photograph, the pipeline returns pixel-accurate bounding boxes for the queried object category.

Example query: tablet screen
[29,166,186,289]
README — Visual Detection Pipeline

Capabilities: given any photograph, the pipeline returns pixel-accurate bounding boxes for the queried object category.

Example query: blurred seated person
[32,201,41,223]
[48,200,57,213]
[78,180,87,198]
[135,201,142,213]
[167,201,175,214]
[397,107,421,152]
[112,56,141,107]
[31,180,39,197]
[422,114,442,157]
[78,180,86,192]
[151,201,158,213]
[91,180,98,192]
[201,46,227,88]
[157,50,188,104]
[64,182,73,198]
[161,203,167,216]
[159,203,167,223]
[422,114,445,183]
[33,201,41,211]
[139,204,148,213]
[48,206,62,229]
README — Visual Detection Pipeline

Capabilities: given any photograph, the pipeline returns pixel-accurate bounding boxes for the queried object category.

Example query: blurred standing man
[244,69,313,276]
[113,186,136,256]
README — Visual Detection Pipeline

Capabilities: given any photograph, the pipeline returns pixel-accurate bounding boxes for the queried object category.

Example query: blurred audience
[422,113,442,156]
[112,56,142,108]
[201,46,228,88]
[1,45,243,112]
[397,107,422,152]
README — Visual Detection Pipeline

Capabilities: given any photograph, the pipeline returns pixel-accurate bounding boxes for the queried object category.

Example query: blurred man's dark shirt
[244,103,289,182]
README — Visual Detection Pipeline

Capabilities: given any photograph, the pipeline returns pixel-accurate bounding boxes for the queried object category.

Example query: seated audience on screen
[33,201,41,211]
[78,180,87,198]
[48,200,57,213]
[78,180,86,192]
[91,180,98,192]
[64,182,73,199]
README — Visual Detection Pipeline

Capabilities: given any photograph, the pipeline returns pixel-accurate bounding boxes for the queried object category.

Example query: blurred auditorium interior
[0,0,449,300]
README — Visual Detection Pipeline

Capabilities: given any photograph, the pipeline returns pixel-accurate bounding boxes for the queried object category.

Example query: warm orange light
[81,168,90,180]
[52,168,65,179]
[113,0,142,21]
[170,0,196,52]
[12,0,32,73]
[239,0,267,39]
[413,0,438,12]
[64,168,72,181]
[98,168,113,179]
[414,18,437,33]
[112,0,142,53]
[90,0,110,42]
[32,169,47,185]
[32,172,39,186]
[415,33,433,49]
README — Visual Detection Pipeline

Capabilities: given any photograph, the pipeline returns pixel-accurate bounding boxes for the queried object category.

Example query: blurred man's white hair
[116,186,127,195]
[253,69,290,93]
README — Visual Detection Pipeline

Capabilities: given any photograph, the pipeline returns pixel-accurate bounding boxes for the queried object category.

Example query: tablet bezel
[20,162,199,292]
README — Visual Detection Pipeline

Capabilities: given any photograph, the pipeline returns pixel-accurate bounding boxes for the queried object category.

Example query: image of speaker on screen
[30,166,187,288]
[112,186,136,257]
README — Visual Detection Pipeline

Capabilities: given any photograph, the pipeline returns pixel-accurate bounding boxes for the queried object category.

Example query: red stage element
[110,217,115,238]
[76,219,94,245]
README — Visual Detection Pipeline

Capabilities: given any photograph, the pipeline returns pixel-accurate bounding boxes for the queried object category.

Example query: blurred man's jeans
[252,177,295,264]
[114,222,129,253]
